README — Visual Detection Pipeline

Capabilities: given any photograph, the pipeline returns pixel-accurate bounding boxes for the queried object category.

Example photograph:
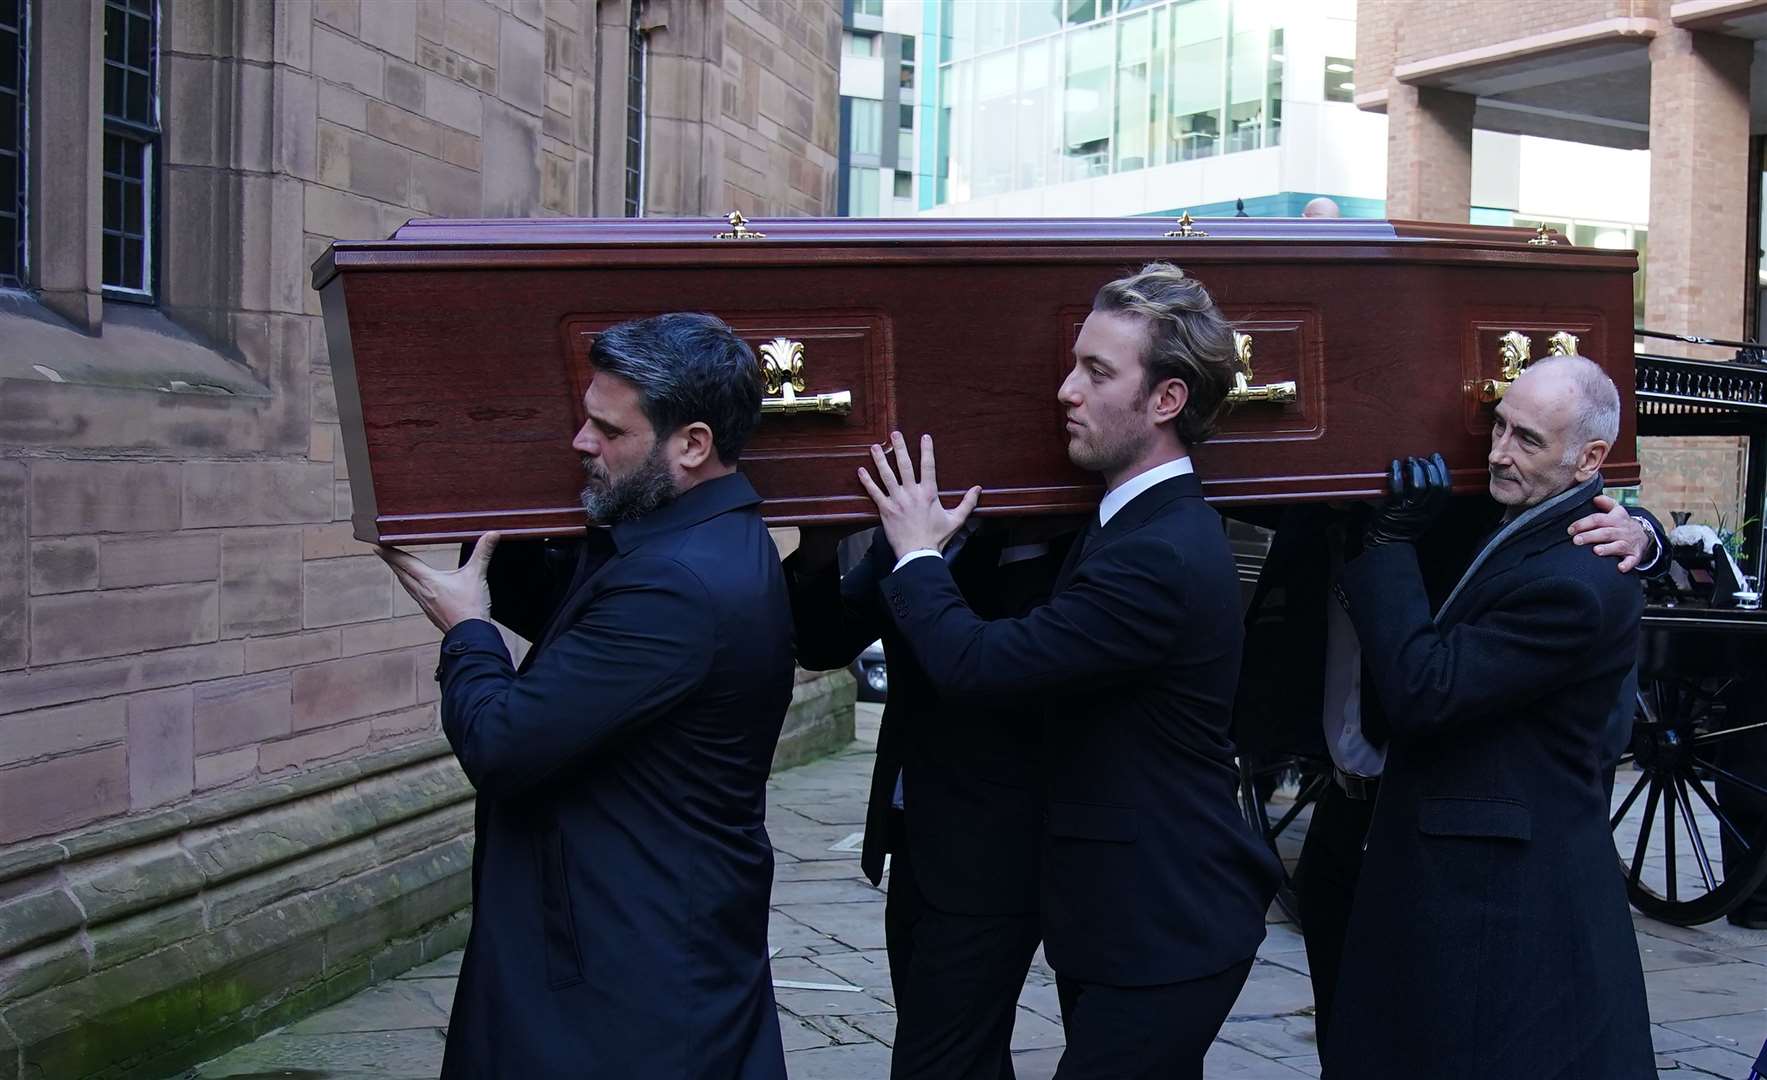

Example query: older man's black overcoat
[435,473,794,1080]
[1326,477,1653,1079]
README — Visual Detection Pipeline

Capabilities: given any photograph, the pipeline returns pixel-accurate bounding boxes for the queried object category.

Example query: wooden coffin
[312,215,1640,544]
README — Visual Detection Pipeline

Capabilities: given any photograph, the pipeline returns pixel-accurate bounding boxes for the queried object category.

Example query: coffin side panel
[327,252,1641,541]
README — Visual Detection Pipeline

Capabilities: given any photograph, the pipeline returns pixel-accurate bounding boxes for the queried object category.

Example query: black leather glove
[1363,453,1450,547]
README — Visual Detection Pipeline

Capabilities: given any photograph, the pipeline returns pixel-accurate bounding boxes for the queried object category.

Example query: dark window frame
[101,0,160,301]
[0,0,26,288]
[624,1,646,218]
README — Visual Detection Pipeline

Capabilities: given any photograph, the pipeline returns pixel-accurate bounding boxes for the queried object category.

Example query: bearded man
[377,312,794,1079]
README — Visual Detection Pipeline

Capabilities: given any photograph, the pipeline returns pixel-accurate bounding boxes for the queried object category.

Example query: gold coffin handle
[762,389,853,416]
[1476,330,1577,404]
[758,337,853,417]
[1227,332,1297,406]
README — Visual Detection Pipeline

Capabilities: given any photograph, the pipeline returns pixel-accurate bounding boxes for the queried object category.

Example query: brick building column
[1641,27,1754,524]
[1384,82,1475,223]
[1645,27,1752,340]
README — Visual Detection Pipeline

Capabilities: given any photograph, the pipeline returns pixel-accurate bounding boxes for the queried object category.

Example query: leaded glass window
[0,0,25,288]
[103,0,158,298]
[624,1,646,218]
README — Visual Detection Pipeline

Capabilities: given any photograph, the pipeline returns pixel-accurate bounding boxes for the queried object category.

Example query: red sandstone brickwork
[1369,0,1655,70]
[1637,436,1748,527]
[1644,28,1752,343]
[1384,83,1474,220]
[643,0,842,217]
[1355,0,1394,106]
[0,0,843,847]
[1359,0,1751,528]
[1637,27,1753,524]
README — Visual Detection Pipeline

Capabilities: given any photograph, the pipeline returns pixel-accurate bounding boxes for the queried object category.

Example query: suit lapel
[1054,473,1201,593]
[1435,476,1602,626]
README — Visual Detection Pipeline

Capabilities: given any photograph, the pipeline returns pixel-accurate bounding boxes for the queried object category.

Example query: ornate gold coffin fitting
[1475,330,1581,404]
[713,210,767,241]
[1164,211,1208,239]
[1228,331,1298,406]
[758,337,852,416]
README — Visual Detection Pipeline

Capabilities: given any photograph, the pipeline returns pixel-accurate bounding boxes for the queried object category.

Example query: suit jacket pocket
[535,826,585,989]
[1047,801,1139,843]
[1417,796,1531,842]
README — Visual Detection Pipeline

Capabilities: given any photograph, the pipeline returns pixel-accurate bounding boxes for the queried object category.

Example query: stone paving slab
[1642,959,1767,1024]
[1659,1043,1762,1076]
[282,980,453,1035]
[183,705,1767,1080]
[1663,1008,1767,1054]
[194,1029,446,1078]
[393,953,462,981]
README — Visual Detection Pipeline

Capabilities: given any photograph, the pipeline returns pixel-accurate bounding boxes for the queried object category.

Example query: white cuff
[892,549,941,573]
[1635,517,1663,574]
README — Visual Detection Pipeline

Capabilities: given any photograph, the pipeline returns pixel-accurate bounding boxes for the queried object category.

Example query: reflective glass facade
[935,0,1285,204]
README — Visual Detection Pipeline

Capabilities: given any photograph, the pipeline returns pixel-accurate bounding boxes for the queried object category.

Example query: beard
[580,445,678,524]
[1067,398,1154,477]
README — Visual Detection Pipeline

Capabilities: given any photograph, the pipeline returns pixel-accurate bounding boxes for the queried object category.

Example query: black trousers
[1293,782,1376,1048]
[1050,959,1253,1080]
[883,814,1041,1080]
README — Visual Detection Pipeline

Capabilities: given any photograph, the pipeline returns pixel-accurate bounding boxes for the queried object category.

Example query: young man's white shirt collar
[1097,455,1194,526]
[893,455,1195,572]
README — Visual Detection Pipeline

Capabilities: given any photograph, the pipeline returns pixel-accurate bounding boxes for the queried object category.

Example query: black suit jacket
[1326,476,1653,1079]
[789,526,1052,915]
[879,473,1281,986]
[435,474,793,1080]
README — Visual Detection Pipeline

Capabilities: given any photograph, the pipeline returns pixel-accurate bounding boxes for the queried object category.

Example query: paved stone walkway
[188,704,1767,1079]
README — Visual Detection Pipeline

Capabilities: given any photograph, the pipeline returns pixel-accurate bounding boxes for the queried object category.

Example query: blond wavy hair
[1092,262,1239,446]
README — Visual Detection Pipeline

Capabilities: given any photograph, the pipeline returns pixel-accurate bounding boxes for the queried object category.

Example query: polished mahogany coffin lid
[314,216,1627,281]
[313,215,1640,544]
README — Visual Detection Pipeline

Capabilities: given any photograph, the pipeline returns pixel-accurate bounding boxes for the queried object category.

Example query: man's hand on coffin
[1363,453,1450,547]
[857,431,982,560]
[1567,495,1654,573]
[377,532,500,633]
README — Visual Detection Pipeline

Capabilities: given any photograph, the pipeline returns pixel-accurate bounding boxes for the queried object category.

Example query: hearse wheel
[1237,752,1329,926]
[1611,674,1767,926]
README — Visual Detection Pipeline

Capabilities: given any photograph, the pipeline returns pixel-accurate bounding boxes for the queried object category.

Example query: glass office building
[933,0,1291,205]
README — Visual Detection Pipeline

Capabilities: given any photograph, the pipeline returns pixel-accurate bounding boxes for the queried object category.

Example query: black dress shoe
[1727,909,1767,930]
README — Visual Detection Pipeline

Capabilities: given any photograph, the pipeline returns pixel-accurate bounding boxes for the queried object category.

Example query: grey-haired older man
[1324,354,1655,1079]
